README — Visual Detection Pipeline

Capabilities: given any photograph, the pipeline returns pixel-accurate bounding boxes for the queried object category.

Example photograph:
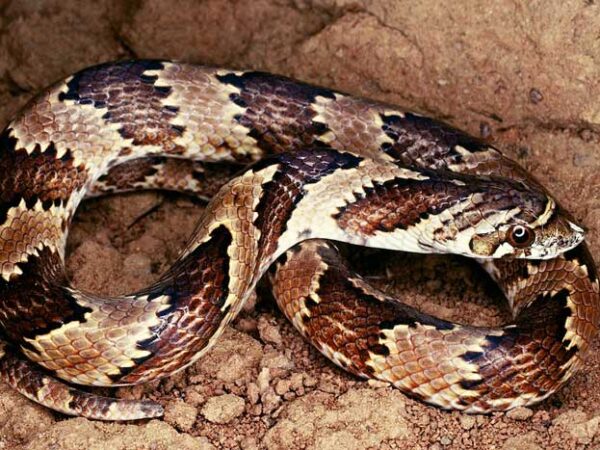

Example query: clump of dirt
[1,1,600,449]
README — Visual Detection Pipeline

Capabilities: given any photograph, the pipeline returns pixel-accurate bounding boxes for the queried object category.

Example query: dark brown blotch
[380,113,488,170]
[59,60,184,151]
[0,129,88,225]
[0,247,92,345]
[335,173,548,237]
[217,71,336,154]
[289,242,454,375]
[253,149,362,260]
[119,224,233,382]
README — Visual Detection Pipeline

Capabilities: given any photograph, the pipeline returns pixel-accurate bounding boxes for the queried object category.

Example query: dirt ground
[1,0,600,449]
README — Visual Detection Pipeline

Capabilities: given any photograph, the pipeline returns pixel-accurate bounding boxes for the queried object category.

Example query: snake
[0,60,597,421]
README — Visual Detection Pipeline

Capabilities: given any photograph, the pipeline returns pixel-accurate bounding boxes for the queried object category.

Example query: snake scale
[0,60,597,420]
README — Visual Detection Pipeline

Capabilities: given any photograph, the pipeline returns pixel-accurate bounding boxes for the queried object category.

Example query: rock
[552,409,600,445]
[258,317,283,346]
[303,374,318,388]
[502,432,542,450]
[573,417,600,446]
[459,415,476,430]
[275,379,292,396]
[1,1,123,91]
[290,373,304,392]
[261,390,282,415]
[260,349,294,371]
[201,394,245,424]
[506,407,534,421]
[240,436,259,450]
[25,419,215,450]
[439,435,452,446]
[257,368,271,394]
[247,382,260,404]
[184,387,206,407]
[164,400,198,432]
[192,328,263,384]
[263,388,411,450]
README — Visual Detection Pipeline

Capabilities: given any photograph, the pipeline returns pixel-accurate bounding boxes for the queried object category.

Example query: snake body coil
[0,60,597,420]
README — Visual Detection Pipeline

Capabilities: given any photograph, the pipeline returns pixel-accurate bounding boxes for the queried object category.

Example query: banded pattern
[0,60,596,420]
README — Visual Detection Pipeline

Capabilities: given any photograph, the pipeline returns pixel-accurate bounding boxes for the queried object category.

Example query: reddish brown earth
[1,1,600,449]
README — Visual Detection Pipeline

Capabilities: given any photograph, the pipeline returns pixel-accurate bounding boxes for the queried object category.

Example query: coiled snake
[0,60,597,420]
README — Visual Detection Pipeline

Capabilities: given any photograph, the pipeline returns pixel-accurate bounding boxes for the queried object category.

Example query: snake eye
[508,225,534,248]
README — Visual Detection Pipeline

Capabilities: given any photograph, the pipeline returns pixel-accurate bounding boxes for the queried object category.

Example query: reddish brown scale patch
[0,247,91,345]
[253,149,361,261]
[273,242,454,377]
[59,60,185,152]
[0,130,88,223]
[217,71,335,154]
[118,224,233,383]
[335,177,469,236]
[380,112,488,169]
[335,174,549,237]
[459,252,597,408]
[96,158,161,191]
[93,158,241,198]
[0,348,161,419]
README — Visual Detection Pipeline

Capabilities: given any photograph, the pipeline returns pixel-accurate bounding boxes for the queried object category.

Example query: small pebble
[529,87,543,104]
[183,387,205,407]
[247,382,260,404]
[290,373,304,391]
[163,400,198,432]
[257,368,271,393]
[258,317,283,346]
[249,404,262,416]
[460,415,476,430]
[275,379,291,396]
[260,350,294,371]
[240,436,259,450]
[506,407,534,421]
[201,394,245,424]
[261,391,282,415]
[439,435,452,446]
[303,374,317,387]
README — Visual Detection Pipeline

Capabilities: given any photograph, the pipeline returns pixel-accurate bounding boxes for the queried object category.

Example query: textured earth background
[1,1,600,449]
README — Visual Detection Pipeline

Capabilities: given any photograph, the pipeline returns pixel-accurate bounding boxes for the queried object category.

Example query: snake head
[469,197,585,259]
